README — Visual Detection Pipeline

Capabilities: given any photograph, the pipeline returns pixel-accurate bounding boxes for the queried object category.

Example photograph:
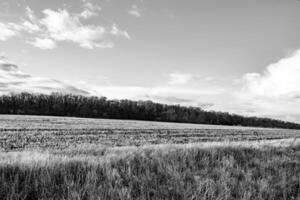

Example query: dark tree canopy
[0,92,299,129]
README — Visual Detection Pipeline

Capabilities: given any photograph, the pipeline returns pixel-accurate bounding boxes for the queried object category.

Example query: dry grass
[0,140,300,200]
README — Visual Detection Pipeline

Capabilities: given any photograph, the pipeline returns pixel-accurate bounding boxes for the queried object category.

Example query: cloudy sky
[1,0,300,122]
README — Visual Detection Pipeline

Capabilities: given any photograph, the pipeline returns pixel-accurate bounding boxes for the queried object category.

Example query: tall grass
[0,140,300,200]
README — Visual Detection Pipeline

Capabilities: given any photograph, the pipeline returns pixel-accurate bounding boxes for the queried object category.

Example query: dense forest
[0,93,299,129]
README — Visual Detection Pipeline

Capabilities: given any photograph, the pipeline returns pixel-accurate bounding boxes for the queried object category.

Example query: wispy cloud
[0,22,18,41]
[80,0,102,19]
[168,72,193,85]
[110,24,130,39]
[0,4,129,49]
[0,57,90,95]
[128,5,141,18]
[27,37,57,50]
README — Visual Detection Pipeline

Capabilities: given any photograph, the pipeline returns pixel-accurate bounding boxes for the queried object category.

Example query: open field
[0,115,300,151]
[0,115,300,199]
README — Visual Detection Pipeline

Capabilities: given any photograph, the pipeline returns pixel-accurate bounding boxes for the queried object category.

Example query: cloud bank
[0,57,226,108]
[235,50,300,122]
[242,50,300,99]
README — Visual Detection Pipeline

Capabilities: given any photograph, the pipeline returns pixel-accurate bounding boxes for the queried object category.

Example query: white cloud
[0,23,18,41]
[0,5,129,49]
[110,24,130,39]
[80,9,97,19]
[20,7,41,33]
[25,6,37,22]
[80,1,101,19]
[40,9,109,49]
[242,50,300,99]
[128,5,141,18]
[0,7,39,38]
[27,37,57,50]
[168,72,193,85]
[21,21,41,33]
[235,49,300,122]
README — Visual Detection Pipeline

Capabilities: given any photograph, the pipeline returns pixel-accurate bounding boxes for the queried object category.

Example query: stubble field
[0,115,300,200]
[1,115,300,150]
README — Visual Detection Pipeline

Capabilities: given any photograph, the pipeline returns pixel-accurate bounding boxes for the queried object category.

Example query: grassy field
[0,115,300,200]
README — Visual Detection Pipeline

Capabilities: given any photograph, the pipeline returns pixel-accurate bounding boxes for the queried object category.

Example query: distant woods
[0,93,299,129]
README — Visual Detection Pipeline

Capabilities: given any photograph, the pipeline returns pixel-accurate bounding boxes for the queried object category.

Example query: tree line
[0,92,299,129]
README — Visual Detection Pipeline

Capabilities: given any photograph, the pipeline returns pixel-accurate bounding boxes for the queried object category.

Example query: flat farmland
[0,114,299,150]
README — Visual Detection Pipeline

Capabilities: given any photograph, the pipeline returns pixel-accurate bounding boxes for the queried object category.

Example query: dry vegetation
[0,115,300,199]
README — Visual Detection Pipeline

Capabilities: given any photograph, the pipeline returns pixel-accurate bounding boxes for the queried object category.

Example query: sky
[1,0,300,122]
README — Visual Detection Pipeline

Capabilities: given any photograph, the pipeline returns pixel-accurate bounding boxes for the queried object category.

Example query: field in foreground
[1,139,300,200]
[0,115,300,200]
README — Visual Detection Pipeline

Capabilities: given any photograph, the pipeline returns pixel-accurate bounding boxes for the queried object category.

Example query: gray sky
[1,0,300,122]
